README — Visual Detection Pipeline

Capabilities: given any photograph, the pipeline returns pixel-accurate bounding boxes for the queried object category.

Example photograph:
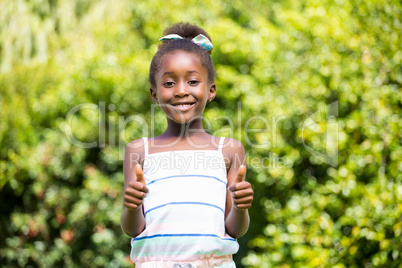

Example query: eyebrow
[187,70,199,74]
[161,70,199,77]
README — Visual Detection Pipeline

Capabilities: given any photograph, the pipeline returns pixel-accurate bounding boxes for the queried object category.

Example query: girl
[121,22,253,268]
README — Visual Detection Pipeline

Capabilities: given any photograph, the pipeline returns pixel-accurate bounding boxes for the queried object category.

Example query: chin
[170,117,194,125]
[169,114,202,125]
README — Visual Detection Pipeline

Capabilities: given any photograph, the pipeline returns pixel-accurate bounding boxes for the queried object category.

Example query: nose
[174,81,189,97]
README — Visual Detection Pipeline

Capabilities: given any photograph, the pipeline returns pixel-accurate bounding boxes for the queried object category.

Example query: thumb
[234,165,246,184]
[135,164,146,185]
[229,165,246,192]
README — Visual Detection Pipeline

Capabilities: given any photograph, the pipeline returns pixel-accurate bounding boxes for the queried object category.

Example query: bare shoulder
[223,138,245,154]
[221,138,246,170]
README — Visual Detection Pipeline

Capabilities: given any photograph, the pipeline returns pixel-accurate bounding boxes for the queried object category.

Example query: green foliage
[0,0,401,267]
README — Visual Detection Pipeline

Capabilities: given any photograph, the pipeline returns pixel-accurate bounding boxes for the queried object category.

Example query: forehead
[158,51,206,77]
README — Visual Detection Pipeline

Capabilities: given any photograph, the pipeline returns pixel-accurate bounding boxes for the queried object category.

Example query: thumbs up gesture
[228,165,253,210]
[124,164,149,210]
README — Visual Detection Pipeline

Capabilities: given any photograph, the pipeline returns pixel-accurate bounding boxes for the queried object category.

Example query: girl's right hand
[124,164,149,210]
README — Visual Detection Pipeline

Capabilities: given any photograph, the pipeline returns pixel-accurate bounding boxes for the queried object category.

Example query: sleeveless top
[130,137,239,263]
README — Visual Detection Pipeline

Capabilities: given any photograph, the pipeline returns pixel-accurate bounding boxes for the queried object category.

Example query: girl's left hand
[228,165,253,210]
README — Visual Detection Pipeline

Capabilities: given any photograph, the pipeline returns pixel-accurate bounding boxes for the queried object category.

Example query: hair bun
[162,22,212,44]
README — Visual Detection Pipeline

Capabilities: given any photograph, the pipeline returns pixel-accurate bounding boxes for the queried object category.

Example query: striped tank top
[130,137,239,263]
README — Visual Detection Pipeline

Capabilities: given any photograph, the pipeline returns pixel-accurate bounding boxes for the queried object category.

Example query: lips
[169,102,196,111]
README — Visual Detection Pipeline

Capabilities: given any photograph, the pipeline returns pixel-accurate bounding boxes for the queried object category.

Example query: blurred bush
[0,0,401,267]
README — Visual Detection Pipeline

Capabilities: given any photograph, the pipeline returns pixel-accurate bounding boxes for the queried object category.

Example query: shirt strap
[218,137,225,152]
[143,137,148,156]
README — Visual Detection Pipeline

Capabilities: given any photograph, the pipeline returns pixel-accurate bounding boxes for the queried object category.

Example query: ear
[208,83,217,102]
[150,87,159,104]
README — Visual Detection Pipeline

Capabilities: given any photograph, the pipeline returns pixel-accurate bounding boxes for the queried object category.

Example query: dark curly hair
[149,22,215,89]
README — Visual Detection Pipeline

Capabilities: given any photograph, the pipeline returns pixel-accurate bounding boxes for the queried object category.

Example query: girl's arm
[224,139,253,238]
[120,139,148,237]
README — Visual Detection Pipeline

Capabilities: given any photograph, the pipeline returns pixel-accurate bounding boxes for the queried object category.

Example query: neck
[163,117,208,138]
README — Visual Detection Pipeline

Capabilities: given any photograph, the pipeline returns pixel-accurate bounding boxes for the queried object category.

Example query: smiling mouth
[169,102,196,111]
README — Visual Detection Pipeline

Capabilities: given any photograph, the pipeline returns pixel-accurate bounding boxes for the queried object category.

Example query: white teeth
[173,104,193,107]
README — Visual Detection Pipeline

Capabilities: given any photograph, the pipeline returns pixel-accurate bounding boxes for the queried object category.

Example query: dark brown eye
[188,80,199,85]
[163,82,175,87]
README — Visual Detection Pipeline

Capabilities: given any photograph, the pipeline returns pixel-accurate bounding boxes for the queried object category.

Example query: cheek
[199,87,210,102]
[156,90,168,102]
[195,92,209,110]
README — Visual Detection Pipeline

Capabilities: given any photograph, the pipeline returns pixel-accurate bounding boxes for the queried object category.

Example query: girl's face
[150,50,216,124]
